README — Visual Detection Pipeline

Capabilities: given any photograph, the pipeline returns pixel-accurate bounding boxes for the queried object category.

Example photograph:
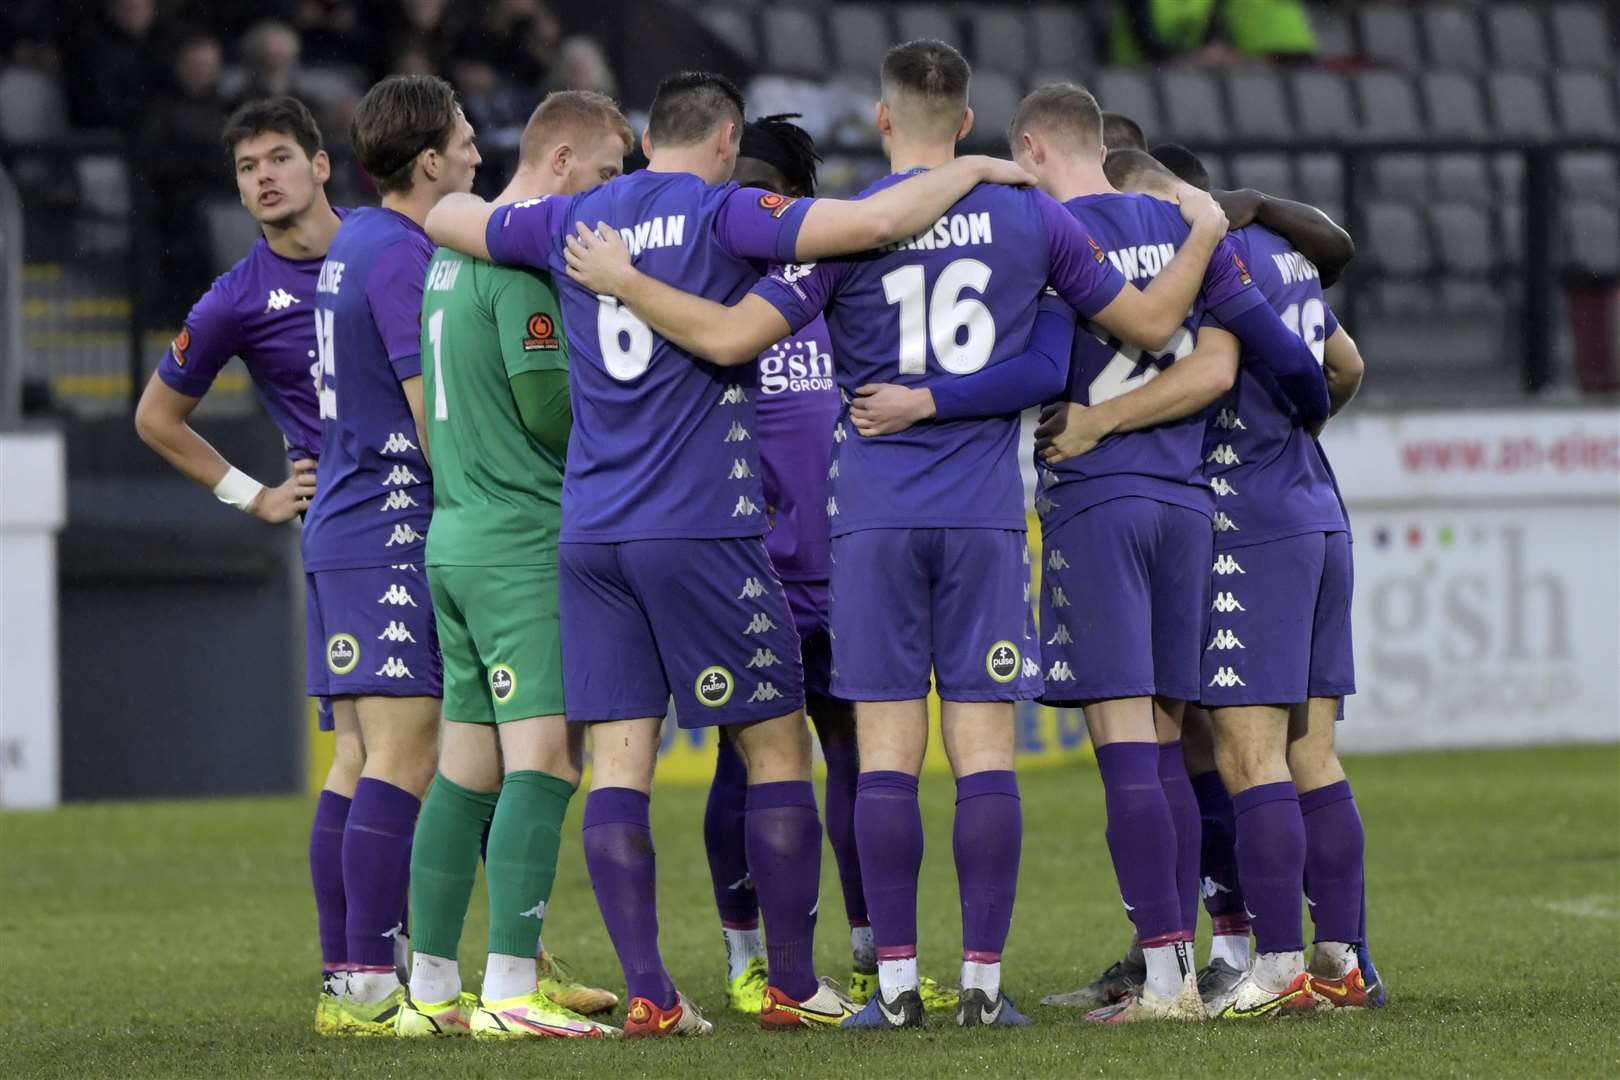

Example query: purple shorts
[305,564,442,699]
[830,528,1042,702]
[316,696,334,732]
[559,538,805,727]
[784,578,834,700]
[1200,531,1356,707]
[1039,497,1212,705]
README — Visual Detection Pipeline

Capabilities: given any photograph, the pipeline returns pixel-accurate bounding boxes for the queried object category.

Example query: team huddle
[134,37,1381,1039]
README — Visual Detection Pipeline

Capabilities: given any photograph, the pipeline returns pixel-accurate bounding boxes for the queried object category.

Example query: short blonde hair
[520,90,632,165]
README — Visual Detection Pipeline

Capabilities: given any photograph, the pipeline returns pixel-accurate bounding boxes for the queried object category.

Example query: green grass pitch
[4,745,1617,1078]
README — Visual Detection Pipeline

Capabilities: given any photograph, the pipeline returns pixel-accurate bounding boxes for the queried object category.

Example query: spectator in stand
[545,37,616,98]
[292,0,373,69]
[550,0,752,111]
[1110,0,1317,67]
[480,0,563,87]
[376,0,465,82]
[225,21,303,105]
[449,53,536,148]
[67,0,162,129]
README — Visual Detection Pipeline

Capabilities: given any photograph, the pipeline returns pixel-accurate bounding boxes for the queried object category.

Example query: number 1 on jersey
[427,308,448,420]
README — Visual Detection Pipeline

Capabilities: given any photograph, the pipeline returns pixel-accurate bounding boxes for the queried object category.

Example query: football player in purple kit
[1044,147,1375,1018]
[301,74,480,1034]
[559,43,1237,1031]
[424,69,1035,1036]
[132,96,359,1034]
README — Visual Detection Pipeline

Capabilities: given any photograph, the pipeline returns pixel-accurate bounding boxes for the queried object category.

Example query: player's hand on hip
[850,383,936,436]
[964,155,1038,188]
[1213,188,1264,230]
[564,220,632,296]
[252,458,317,524]
[1176,187,1229,237]
[1035,401,1105,464]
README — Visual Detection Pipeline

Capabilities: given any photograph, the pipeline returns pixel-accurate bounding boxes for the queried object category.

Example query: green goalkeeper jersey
[421,247,568,567]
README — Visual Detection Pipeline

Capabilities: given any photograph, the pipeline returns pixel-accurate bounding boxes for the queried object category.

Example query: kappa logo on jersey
[744,612,777,635]
[737,577,766,600]
[1047,624,1073,646]
[386,523,423,547]
[384,464,421,487]
[827,460,839,479]
[747,682,782,704]
[523,312,560,351]
[747,648,779,669]
[1213,408,1247,431]
[826,496,839,516]
[1213,554,1246,575]
[378,584,417,606]
[171,326,192,367]
[1050,586,1071,608]
[1209,666,1246,688]
[724,422,750,443]
[695,665,734,707]
[757,192,800,219]
[265,288,301,312]
[1207,444,1241,466]
[1231,251,1254,286]
[1210,476,1239,497]
[379,490,418,512]
[1047,660,1075,681]
[1212,591,1245,613]
[1047,549,1070,571]
[326,633,359,675]
[1207,629,1245,650]
[380,432,417,454]
[721,385,748,405]
[731,495,760,517]
[729,458,753,480]
[986,640,1021,684]
[376,657,414,679]
[378,620,415,643]
[1213,512,1239,533]
[833,422,846,443]
[391,563,419,572]
[489,664,516,703]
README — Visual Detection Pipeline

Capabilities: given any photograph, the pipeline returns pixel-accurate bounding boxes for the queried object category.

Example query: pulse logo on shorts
[986,640,1021,684]
[695,666,734,707]
[489,664,517,704]
[327,633,359,675]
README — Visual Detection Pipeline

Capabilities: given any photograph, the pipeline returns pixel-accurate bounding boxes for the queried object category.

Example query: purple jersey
[301,207,435,571]
[1204,224,1349,548]
[156,209,349,460]
[756,315,839,583]
[1038,193,1266,527]
[753,176,1127,535]
[484,171,812,542]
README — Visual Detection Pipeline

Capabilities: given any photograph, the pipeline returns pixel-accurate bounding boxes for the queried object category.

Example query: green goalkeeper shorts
[428,562,564,724]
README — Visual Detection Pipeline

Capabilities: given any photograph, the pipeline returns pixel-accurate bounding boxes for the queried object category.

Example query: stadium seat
[1160,71,1227,141]
[1094,69,1164,142]
[1486,3,1551,73]
[1288,70,1358,140]
[1306,2,1355,61]
[1225,70,1293,140]
[1551,3,1616,72]
[1030,69,1081,93]
[1553,71,1619,138]
[1497,203,1524,264]
[0,67,68,142]
[1356,5,1423,70]
[827,6,892,75]
[894,4,963,50]
[1365,199,1433,277]
[970,72,1023,142]
[1028,5,1095,73]
[967,7,1030,76]
[697,7,758,65]
[1354,71,1423,140]
[1430,201,1495,277]
[1432,153,1493,204]
[1421,72,1489,139]
[1559,152,1620,205]
[1295,152,1344,208]
[1372,154,1430,201]
[1493,152,1525,202]
[1487,72,1555,139]
[205,198,263,275]
[75,155,130,218]
[767,6,832,77]
[1563,200,1620,276]
[1229,153,1293,197]
[1420,5,1487,74]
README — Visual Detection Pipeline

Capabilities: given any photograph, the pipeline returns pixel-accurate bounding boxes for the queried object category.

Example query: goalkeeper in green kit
[396,91,634,1040]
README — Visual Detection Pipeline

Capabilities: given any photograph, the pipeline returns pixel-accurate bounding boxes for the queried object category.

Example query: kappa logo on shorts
[1206,444,1241,466]
[732,495,760,517]
[383,464,421,487]
[378,620,415,643]
[1213,555,1246,575]
[826,496,840,516]
[1209,666,1246,688]
[1212,592,1245,613]
[1047,549,1069,571]
[1210,476,1239,497]
[1213,512,1239,533]
[376,657,414,679]
[695,666,734,707]
[380,432,418,454]
[1207,629,1246,651]
[327,633,359,675]
[1021,655,1041,679]
[986,640,1021,684]
[721,385,748,405]
[386,523,424,547]
[378,584,417,607]
[725,422,750,442]
[743,613,777,635]
[729,458,753,479]
[1046,624,1073,646]
[379,490,418,511]
[737,577,766,600]
[747,648,779,669]
[1047,660,1075,681]
[489,664,517,703]
[747,682,782,704]
[1050,586,1071,608]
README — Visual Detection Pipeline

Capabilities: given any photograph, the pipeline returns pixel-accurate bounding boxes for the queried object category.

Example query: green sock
[487,769,576,958]
[408,772,498,961]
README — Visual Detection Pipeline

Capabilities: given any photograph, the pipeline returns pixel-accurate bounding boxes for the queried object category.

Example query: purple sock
[341,778,419,970]
[309,790,350,970]
[1300,780,1365,945]
[854,771,922,959]
[703,738,757,926]
[953,770,1021,961]
[1232,781,1306,954]
[821,739,867,924]
[583,787,676,1007]
[1095,743,1183,945]
[1191,769,1248,929]
[1157,742,1201,934]
[745,781,822,1000]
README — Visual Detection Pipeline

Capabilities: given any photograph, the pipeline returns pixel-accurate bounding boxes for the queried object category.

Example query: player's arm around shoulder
[1320,313,1364,421]
[424,193,499,262]
[1089,191,1227,352]
[489,262,574,457]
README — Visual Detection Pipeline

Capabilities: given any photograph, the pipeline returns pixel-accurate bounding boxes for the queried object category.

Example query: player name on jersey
[880,211,993,253]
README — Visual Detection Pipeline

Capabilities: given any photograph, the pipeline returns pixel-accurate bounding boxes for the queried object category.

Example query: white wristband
[213,466,265,512]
